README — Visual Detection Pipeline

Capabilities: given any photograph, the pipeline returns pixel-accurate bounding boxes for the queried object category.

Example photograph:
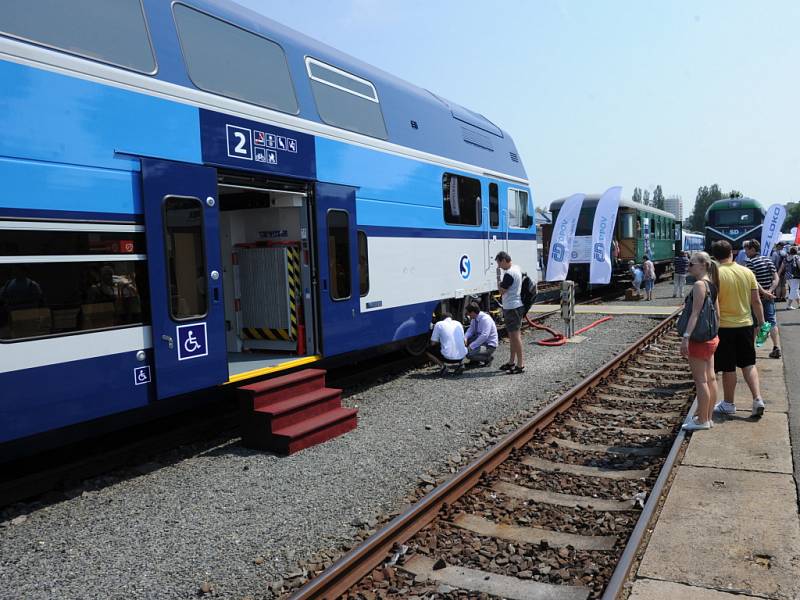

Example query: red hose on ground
[525,315,613,346]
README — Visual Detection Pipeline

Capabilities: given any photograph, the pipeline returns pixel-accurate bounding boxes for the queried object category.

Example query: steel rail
[290,307,682,599]
[600,396,694,600]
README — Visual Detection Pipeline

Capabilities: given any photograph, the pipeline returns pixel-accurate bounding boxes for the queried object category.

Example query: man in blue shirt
[464,302,499,367]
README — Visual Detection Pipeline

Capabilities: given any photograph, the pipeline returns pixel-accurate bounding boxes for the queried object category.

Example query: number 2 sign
[226,124,253,160]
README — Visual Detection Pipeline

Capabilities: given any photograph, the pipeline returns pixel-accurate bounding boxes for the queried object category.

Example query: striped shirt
[745,254,776,290]
[673,255,689,275]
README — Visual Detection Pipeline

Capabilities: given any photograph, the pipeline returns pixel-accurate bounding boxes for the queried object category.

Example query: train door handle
[161,334,174,349]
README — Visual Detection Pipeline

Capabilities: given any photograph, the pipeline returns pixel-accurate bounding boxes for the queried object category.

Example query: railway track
[287,309,689,600]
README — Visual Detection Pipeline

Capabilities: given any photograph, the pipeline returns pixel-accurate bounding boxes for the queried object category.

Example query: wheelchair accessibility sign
[176,323,208,361]
[133,365,151,386]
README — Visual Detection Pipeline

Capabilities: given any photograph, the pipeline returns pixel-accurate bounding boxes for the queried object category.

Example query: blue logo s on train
[459,254,471,279]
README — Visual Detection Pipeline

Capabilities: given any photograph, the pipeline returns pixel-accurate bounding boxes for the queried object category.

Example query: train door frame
[140,158,229,399]
[215,171,317,378]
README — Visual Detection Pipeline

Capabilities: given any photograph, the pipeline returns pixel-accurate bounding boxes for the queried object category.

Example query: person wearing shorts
[642,255,655,301]
[495,251,525,374]
[744,239,781,358]
[680,251,719,431]
[710,241,766,418]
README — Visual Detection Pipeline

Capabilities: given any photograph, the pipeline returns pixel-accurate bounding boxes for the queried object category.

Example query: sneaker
[752,398,765,418]
[690,415,713,428]
[788,306,797,311]
[682,420,712,431]
[769,347,782,359]
[714,401,737,415]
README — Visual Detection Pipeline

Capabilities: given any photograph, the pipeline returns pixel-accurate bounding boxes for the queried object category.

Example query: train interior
[217,173,315,379]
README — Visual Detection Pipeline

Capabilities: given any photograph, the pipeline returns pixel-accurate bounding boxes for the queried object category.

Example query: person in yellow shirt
[709,241,766,418]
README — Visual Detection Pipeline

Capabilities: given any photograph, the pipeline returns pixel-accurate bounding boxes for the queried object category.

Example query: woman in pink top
[642,255,656,301]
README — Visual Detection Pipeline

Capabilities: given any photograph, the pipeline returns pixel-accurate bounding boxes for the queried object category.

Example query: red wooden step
[238,368,327,410]
[272,407,358,454]
[253,387,342,430]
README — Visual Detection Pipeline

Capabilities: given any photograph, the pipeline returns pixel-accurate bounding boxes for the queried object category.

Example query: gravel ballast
[0,282,683,600]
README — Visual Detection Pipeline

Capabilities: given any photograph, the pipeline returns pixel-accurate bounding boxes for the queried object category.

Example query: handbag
[676,281,718,342]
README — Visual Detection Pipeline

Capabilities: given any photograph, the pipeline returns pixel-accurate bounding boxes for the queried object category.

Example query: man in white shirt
[464,302,498,367]
[427,312,467,374]
[495,251,525,374]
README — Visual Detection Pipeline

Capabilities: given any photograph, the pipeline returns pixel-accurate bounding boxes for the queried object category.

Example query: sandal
[499,362,514,371]
[507,365,525,374]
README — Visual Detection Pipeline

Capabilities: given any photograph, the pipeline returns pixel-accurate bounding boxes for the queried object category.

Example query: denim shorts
[762,299,777,325]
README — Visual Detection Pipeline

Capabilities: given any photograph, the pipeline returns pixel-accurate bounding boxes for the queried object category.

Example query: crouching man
[464,302,498,367]
[427,312,467,374]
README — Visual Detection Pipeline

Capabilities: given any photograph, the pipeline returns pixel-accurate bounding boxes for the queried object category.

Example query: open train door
[141,159,228,399]
[313,182,362,356]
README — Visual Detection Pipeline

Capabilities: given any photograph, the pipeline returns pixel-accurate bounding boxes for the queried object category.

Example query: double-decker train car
[542,196,677,288]
[681,231,705,253]
[704,198,765,252]
[0,0,536,457]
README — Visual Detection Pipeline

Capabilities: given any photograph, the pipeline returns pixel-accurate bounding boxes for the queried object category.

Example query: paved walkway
[628,307,800,600]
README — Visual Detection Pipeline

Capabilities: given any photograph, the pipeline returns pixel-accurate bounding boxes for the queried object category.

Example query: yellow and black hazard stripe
[287,246,301,341]
[241,327,293,341]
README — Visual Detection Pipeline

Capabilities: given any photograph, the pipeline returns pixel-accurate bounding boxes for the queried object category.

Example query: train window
[327,211,351,300]
[489,183,499,228]
[621,213,635,238]
[508,189,531,229]
[174,4,298,114]
[305,57,388,139]
[164,196,207,320]
[443,174,482,226]
[358,231,369,297]
[1,0,156,74]
[0,224,150,342]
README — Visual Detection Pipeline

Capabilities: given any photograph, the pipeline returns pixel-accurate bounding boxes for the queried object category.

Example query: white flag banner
[589,186,622,284]
[760,203,786,256]
[546,193,585,281]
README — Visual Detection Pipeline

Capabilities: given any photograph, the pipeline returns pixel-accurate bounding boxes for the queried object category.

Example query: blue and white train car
[681,231,704,253]
[0,0,535,455]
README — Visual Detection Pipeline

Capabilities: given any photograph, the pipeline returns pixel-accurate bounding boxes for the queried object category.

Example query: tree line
[631,185,666,210]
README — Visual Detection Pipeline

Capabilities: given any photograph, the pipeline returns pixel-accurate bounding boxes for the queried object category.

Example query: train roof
[131,0,528,180]
[548,194,677,219]
[706,197,765,212]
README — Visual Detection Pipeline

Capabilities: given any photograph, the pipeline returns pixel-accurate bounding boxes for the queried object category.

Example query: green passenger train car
[544,195,678,287]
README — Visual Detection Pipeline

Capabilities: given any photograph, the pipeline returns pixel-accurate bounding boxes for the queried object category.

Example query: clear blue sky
[236,0,799,218]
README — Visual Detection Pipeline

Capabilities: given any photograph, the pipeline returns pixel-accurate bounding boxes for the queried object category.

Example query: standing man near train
[711,241,767,418]
[744,239,782,358]
[495,251,525,374]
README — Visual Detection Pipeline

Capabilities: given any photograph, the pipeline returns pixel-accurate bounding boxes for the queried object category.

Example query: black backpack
[521,273,537,312]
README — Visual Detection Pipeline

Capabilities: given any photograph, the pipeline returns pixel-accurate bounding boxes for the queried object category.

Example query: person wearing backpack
[678,251,720,431]
[786,246,800,310]
[495,251,525,374]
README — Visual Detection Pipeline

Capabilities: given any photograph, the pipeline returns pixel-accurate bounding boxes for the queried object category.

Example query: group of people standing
[629,256,657,301]
[678,239,778,431]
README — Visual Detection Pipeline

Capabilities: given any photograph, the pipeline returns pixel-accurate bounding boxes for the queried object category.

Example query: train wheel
[405,333,430,356]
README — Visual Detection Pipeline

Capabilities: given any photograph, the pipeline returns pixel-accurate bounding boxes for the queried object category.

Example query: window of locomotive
[327,210,351,301]
[358,230,369,297]
[711,208,757,227]
[573,206,594,236]
[621,213,635,238]
[443,174,481,226]
[305,57,388,140]
[0,0,157,75]
[0,223,149,343]
[508,188,531,229]
[163,196,208,321]
[489,183,499,228]
[174,3,299,114]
